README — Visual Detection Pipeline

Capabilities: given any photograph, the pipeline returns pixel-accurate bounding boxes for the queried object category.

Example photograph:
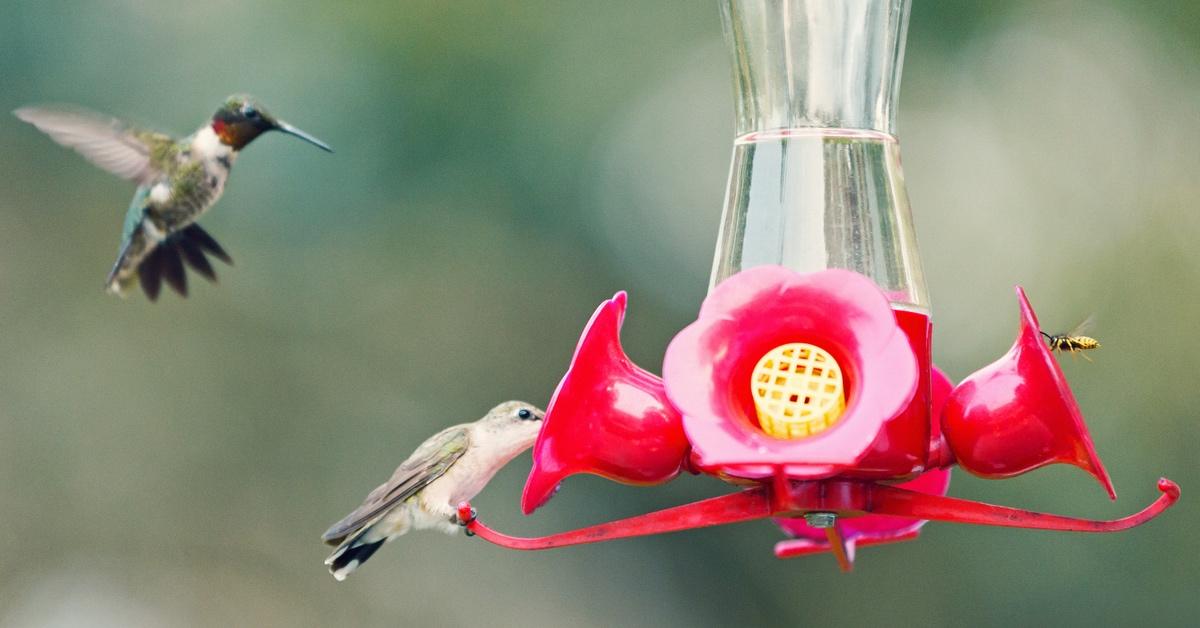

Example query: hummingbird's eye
[242,105,258,119]
[517,408,533,420]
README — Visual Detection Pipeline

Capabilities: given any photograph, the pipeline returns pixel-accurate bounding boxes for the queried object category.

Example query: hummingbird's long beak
[274,120,334,153]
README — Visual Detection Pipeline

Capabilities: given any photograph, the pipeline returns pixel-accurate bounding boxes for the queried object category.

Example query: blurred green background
[1,1,1197,626]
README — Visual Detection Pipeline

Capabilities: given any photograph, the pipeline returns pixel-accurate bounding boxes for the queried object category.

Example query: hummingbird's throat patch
[211,120,234,145]
[210,119,249,149]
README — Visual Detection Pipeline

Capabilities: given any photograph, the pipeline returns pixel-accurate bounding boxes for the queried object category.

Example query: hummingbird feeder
[457,0,1179,570]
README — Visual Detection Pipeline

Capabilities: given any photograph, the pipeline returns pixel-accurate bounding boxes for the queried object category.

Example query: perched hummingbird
[13,95,332,300]
[321,400,545,581]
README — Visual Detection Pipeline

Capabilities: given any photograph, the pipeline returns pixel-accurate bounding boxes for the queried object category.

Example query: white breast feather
[149,182,171,204]
[190,126,232,160]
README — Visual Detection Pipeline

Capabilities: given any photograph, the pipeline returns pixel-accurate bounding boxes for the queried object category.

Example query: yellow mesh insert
[751,343,846,439]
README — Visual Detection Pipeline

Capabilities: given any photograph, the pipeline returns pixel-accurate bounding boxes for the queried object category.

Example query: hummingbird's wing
[14,105,174,185]
[321,426,471,545]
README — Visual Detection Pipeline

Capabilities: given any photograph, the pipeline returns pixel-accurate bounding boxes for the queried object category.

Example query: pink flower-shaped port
[662,266,918,479]
[773,367,955,555]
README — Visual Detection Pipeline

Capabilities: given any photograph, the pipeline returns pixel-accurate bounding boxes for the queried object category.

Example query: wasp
[1040,314,1101,361]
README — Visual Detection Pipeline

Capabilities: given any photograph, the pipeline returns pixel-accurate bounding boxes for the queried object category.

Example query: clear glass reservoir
[711,0,928,312]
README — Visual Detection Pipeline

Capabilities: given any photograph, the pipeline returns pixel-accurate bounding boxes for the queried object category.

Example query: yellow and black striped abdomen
[1048,335,1100,352]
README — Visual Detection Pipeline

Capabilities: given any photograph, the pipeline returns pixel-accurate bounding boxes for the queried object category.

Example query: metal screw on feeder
[456,0,1180,571]
[804,512,837,529]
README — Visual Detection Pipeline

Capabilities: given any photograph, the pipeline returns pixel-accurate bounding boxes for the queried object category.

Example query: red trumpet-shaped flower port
[774,367,954,558]
[940,286,1116,499]
[662,266,919,480]
[521,292,690,515]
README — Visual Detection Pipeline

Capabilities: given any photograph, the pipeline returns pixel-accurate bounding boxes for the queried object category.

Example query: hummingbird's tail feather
[171,224,232,290]
[179,224,233,265]
[325,526,388,582]
[109,223,234,301]
[177,237,216,281]
[136,246,165,301]
[160,244,188,297]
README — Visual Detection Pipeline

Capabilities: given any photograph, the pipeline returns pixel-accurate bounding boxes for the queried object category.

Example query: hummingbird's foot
[454,503,477,537]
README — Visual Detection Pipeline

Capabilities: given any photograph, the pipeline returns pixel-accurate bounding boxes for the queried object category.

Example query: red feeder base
[458,478,1179,571]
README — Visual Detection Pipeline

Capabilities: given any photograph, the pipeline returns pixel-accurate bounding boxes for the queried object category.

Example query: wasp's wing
[321,426,470,545]
[1067,313,1097,338]
[14,105,174,185]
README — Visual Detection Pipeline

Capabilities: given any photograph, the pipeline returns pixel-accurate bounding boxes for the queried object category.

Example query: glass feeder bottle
[712,0,932,474]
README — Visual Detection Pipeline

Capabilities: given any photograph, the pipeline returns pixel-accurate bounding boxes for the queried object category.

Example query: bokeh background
[1,1,1197,626]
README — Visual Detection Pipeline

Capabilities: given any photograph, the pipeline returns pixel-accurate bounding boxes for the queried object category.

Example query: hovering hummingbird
[13,95,332,300]
[321,400,545,581]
